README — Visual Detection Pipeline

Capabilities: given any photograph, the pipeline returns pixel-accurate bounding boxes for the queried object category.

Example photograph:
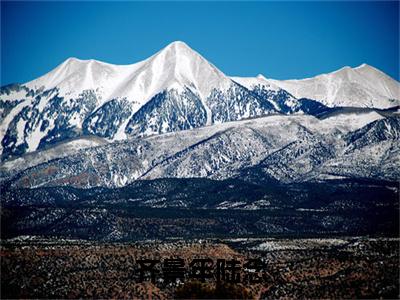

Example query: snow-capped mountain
[266,64,400,108]
[1,41,399,164]
[1,41,299,160]
[2,40,399,244]
[24,41,232,126]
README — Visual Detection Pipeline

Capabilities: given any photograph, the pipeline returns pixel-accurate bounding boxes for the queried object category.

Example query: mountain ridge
[264,63,399,108]
[3,112,398,190]
[1,41,399,161]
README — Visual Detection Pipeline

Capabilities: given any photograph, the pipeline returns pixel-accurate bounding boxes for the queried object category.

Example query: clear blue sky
[1,1,399,86]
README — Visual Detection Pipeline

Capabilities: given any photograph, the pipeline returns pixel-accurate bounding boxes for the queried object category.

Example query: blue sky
[1,1,399,85]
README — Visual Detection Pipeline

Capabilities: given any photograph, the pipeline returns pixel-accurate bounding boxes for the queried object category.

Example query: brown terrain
[1,238,399,299]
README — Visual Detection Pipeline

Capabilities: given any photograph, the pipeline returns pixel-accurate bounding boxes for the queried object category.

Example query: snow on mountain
[1,42,399,163]
[0,41,280,160]
[0,136,108,179]
[231,74,281,92]
[266,64,400,109]
[231,74,301,113]
[321,116,400,181]
[5,113,399,189]
[3,114,313,188]
[320,110,384,133]
[24,41,230,126]
[26,42,223,101]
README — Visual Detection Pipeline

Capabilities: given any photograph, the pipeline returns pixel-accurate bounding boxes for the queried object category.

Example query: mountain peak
[157,41,200,61]
[140,41,229,99]
[334,63,378,75]
[356,63,369,69]
[267,63,400,109]
[165,40,192,51]
[64,57,81,63]
[354,63,381,73]
[256,74,267,81]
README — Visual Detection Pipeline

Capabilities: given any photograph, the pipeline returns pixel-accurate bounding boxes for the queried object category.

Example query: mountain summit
[1,41,399,160]
[25,41,230,108]
[18,42,400,110]
[0,41,280,158]
[266,64,400,108]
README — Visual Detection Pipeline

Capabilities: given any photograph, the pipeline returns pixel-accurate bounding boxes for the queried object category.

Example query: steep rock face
[83,98,133,139]
[231,76,333,117]
[231,76,300,114]
[206,84,276,123]
[344,116,400,151]
[250,84,299,114]
[125,87,207,137]
[0,84,27,122]
[0,85,99,160]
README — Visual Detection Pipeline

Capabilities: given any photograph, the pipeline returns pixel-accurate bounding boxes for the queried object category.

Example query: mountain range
[0,41,399,193]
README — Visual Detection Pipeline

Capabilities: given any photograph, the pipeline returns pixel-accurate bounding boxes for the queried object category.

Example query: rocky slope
[2,113,398,189]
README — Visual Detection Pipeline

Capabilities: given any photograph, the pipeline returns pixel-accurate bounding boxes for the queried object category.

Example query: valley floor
[1,237,399,299]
